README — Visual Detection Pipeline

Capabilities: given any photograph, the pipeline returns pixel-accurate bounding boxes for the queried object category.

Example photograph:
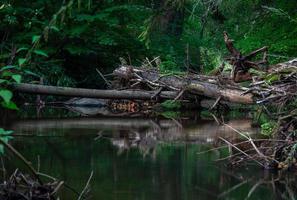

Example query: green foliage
[161,100,182,110]
[0,64,21,110]
[161,111,181,119]
[261,122,276,137]
[159,55,180,72]
[0,0,150,87]
[1,0,297,88]
[0,128,13,154]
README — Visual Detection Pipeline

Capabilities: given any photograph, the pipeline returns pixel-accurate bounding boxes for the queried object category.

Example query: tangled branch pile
[220,60,297,170]
[110,33,297,170]
[0,169,62,200]
[246,59,297,104]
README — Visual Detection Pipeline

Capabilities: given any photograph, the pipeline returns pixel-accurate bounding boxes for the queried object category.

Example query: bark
[113,66,254,104]
[10,75,254,104]
[223,32,268,82]
[11,59,296,106]
[10,83,178,100]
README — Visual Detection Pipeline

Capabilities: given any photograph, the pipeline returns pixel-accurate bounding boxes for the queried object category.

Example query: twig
[244,180,263,200]
[224,124,268,161]
[174,89,185,101]
[0,138,43,184]
[210,96,222,110]
[37,172,81,196]
[77,171,93,200]
[96,68,111,87]
[219,137,265,167]
[218,179,250,198]
[51,181,64,196]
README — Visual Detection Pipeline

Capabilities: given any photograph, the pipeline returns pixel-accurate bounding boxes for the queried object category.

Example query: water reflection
[1,108,294,200]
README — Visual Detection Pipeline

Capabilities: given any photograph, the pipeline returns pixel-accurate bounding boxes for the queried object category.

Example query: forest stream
[0,107,295,200]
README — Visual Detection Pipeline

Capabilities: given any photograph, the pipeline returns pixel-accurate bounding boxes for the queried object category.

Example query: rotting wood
[223,31,268,82]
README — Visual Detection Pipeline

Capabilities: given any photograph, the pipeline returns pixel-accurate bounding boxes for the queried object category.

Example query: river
[0,107,295,199]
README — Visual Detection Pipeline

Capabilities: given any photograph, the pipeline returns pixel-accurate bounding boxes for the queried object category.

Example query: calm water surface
[0,108,295,200]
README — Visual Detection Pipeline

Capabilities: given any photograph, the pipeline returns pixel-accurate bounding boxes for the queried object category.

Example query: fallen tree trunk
[10,57,296,106]
[113,66,254,104]
[10,83,178,100]
[11,81,253,105]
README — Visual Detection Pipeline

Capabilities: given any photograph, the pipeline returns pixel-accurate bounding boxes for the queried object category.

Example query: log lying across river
[10,58,296,106]
[11,81,252,105]
[10,83,178,100]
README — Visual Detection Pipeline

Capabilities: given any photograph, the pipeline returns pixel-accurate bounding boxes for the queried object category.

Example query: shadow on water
[0,107,296,199]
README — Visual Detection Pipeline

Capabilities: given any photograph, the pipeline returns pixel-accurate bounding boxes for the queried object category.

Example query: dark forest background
[1,0,296,91]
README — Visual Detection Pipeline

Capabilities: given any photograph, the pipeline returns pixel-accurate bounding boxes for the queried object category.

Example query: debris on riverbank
[215,60,297,170]
[0,169,62,200]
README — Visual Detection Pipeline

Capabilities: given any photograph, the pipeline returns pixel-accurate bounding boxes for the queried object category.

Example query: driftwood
[113,66,254,104]
[9,32,296,107]
[0,169,61,200]
[10,56,296,107]
[10,77,253,105]
[10,83,178,100]
[223,32,268,82]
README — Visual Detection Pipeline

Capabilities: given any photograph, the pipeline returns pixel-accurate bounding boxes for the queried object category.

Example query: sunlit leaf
[33,50,48,57]
[18,58,26,66]
[17,47,29,53]
[1,101,18,110]
[0,89,13,103]
[12,74,21,83]
[49,26,59,32]
[0,128,13,135]
[32,35,41,44]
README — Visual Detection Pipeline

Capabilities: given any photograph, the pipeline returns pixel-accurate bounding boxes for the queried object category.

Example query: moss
[160,100,181,110]
[161,111,181,119]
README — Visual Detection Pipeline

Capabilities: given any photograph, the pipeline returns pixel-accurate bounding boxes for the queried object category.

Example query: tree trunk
[10,83,178,100]
[113,66,254,104]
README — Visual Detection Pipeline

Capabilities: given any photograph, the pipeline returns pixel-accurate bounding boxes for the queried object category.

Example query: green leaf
[18,58,26,66]
[1,71,14,77]
[0,65,18,72]
[32,35,41,44]
[12,75,21,83]
[265,74,280,84]
[0,79,7,84]
[49,26,59,32]
[24,70,40,77]
[33,50,48,57]
[0,128,13,135]
[1,101,18,110]
[0,90,13,104]
[17,47,29,53]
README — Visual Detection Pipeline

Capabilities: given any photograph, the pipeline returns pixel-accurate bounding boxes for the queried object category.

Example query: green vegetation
[0,66,21,110]
[160,100,181,110]
[261,122,276,136]
[0,0,296,146]
[1,0,297,92]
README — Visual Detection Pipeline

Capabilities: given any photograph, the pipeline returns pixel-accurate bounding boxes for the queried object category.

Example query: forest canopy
[0,0,297,88]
